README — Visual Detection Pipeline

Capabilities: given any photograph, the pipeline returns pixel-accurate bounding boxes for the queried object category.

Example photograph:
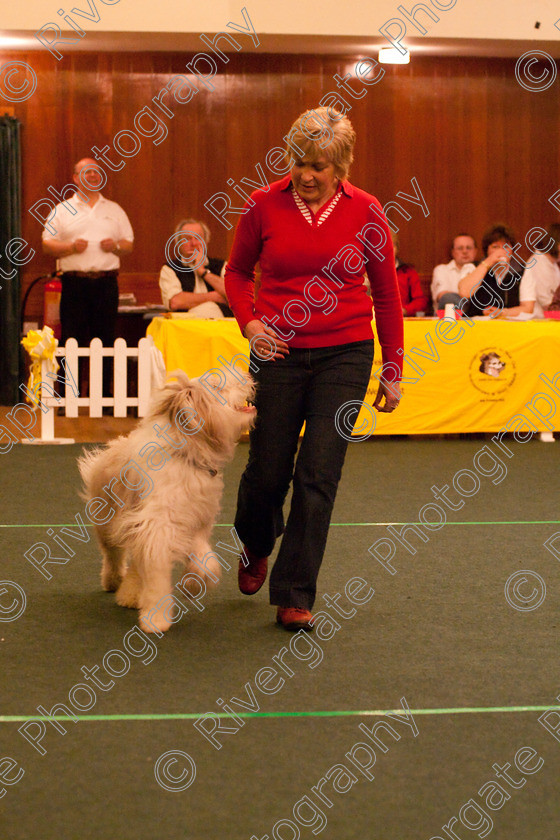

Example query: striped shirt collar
[281,176,350,227]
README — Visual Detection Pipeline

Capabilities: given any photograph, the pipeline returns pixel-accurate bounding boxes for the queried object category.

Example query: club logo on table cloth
[469,347,516,397]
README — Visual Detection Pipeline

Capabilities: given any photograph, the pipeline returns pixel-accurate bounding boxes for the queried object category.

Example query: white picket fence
[36,336,162,443]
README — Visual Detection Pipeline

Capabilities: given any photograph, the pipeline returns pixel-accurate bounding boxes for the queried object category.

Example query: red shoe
[238,546,268,595]
[276,606,314,632]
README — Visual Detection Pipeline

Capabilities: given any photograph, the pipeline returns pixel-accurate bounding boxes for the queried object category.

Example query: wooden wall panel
[1,49,558,321]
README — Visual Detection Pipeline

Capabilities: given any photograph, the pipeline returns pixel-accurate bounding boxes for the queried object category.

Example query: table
[146,316,560,434]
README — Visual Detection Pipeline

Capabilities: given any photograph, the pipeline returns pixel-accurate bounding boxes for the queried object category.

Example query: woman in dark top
[458,224,524,317]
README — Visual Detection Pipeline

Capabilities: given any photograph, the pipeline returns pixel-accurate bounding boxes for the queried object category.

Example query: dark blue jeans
[234,340,374,610]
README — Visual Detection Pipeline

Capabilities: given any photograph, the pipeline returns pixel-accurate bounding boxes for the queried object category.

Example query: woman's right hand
[485,246,510,267]
[243,319,290,359]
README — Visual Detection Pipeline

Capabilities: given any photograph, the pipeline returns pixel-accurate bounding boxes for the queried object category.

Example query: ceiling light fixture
[378,47,410,64]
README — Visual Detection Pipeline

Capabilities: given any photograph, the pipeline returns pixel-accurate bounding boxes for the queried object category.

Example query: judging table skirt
[147,316,560,435]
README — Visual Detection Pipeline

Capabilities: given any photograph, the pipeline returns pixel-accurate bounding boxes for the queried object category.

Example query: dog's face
[196,369,257,439]
[147,369,256,455]
[479,353,505,377]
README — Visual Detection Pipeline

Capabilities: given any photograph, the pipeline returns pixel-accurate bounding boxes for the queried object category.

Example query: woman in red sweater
[224,107,403,631]
[391,230,430,316]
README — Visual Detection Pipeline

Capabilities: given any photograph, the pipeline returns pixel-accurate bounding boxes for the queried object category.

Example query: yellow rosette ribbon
[21,326,60,409]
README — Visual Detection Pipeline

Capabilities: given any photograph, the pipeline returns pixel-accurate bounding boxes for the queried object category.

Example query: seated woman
[158,218,232,317]
[547,281,560,311]
[499,224,560,318]
[458,223,525,317]
[391,230,429,316]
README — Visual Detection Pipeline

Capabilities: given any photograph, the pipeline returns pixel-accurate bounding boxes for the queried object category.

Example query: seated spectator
[391,230,429,316]
[431,233,477,310]
[547,279,560,311]
[159,218,232,317]
[498,224,560,318]
[458,223,525,317]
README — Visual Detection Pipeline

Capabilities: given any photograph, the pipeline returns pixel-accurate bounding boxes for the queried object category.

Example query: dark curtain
[0,115,22,404]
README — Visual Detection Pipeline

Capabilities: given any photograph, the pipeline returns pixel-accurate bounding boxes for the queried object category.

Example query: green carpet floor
[1,439,559,839]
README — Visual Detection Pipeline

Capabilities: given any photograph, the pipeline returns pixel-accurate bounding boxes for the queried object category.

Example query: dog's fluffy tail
[77,443,116,501]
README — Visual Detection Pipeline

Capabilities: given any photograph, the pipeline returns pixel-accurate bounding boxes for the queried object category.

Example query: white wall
[2,0,560,41]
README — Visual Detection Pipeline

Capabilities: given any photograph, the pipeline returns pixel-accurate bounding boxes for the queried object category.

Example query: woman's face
[290,154,338,204]
[486,238,510,263]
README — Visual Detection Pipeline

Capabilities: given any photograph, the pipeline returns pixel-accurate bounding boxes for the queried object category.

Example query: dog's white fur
[78,369,255,633]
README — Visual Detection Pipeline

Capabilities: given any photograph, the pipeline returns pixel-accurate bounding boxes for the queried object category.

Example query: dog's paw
[115,581,140,609]
[139,611,172,634]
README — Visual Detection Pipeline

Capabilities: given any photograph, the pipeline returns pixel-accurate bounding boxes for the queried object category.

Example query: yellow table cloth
[147,316,560,434]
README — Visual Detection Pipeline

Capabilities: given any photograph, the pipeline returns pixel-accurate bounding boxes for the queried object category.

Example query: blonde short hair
[285,107,356,179]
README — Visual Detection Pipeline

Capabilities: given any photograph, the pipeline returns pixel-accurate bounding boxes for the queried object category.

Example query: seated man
[159,218,232,317]
[391,231,429,316]
[431,233,477,310]
[458,224,525,317]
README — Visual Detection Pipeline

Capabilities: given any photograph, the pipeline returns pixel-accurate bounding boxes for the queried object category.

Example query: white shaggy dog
[78,369,255,634]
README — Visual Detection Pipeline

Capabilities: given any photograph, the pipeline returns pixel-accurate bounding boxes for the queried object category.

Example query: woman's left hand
[373,380,402,413]
[244,319,290,359]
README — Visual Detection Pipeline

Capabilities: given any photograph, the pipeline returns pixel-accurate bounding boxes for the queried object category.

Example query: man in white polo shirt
[41,157,134,348]
[431,233,477,311]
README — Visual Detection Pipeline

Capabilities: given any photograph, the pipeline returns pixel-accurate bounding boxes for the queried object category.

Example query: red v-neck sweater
[224,175,404,380]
